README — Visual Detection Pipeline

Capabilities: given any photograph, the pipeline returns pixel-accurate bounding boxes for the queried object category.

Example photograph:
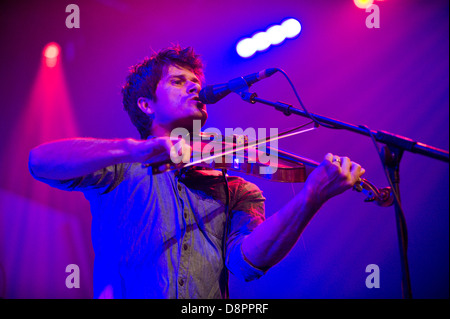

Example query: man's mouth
[197,101,206,110]
[191,96,205,109]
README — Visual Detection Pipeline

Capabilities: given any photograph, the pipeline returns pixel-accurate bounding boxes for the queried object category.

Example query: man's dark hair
[122,45,204,139]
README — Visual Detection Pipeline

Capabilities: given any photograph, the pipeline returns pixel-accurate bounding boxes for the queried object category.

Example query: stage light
[43,42,60,67]
[282,18,302,38]
[236,18,302,58]
[268,25,287,45]
[253,32,271,51]
[44,43,59,58]
[354,0,374,9]
[236,38,257,58]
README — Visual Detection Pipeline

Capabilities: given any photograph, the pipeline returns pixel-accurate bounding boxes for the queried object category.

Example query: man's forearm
[241,153,365,271]
[241,186,322,270]
[28,138,132,180]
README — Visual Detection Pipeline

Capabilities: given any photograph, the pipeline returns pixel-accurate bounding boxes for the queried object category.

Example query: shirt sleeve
[29,162,128,194]
[225,178,267,281]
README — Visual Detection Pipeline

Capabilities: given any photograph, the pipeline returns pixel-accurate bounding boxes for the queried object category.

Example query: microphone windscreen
[199,83,230,104]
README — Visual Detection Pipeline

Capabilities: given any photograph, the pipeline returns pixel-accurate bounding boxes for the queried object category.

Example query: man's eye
[172,80,184,85]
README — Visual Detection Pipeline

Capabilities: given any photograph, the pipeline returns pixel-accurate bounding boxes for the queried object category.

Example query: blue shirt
[31,162,266,298]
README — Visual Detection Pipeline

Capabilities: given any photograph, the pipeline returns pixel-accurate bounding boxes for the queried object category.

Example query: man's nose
[187,81,201,94]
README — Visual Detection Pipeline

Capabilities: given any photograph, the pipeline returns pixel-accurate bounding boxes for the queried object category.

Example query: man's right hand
[127,137,191,173]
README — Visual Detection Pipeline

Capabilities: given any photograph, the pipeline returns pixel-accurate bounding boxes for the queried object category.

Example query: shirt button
[177,184,182,191]
[178,278,184,286]
[184,212,188,219]
[183,243,188,250]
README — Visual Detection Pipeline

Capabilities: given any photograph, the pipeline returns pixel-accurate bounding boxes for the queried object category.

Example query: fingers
[324,153,365,184]
[323,153,345,172]
[340,156,351,175]
[351,162,365,182]
[324,153,346,169]
[170,137,192,165]
[324,152,334,163]
[152,163,172,175]
[151,137,192,173]
[181,140,192,164]
[139,136,190,170]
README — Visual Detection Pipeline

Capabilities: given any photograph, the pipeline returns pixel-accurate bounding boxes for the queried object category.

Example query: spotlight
[43,42,61,67]
[236,18,302,58]
[354,0,374,9]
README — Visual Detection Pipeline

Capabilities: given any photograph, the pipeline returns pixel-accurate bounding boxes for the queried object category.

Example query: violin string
[185,123,318,168]
[203,121,314,149]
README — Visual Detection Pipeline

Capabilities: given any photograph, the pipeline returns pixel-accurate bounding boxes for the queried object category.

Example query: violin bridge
[232,134,248,170]
[233,157,240,170]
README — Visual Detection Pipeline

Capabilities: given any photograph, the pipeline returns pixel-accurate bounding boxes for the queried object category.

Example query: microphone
[199,68,278,104]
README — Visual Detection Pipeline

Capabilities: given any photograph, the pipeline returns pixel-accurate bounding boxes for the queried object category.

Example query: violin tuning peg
[353,183,364,192]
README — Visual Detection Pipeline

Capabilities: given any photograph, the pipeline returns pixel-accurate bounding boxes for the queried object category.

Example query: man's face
[150,64,207,134]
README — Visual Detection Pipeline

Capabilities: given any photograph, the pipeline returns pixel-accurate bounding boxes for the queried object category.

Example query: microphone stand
[238,90,449,299]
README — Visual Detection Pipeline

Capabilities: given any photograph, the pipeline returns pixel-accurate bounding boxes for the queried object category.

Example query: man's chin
[198,109,208,127]
[192,105,208,127]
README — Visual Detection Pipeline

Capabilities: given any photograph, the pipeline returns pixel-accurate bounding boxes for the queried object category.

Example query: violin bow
[184,122,318,169]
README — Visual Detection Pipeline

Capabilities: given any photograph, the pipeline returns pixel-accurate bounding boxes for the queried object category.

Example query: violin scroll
[353,178,394,207]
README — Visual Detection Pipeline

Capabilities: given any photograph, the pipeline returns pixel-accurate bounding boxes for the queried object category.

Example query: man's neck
[150,124,172,138]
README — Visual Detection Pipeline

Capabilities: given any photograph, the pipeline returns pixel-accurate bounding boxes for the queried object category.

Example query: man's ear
[137,97,154,116]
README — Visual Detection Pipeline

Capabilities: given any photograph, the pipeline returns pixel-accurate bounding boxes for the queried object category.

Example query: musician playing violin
[28,45,365,299]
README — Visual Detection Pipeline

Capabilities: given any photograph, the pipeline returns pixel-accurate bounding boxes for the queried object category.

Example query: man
[28,45,365,298]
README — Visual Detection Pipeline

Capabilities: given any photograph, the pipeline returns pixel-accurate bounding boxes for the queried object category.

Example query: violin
[168,131,394,207]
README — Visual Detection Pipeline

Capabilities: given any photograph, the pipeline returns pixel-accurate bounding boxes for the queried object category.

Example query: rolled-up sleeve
[226,235,267,281]
[225,179,267,281]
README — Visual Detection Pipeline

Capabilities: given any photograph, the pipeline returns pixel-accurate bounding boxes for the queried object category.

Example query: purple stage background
[0,0,448,299]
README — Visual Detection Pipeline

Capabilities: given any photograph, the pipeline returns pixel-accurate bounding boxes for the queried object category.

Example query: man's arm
[241,153,365,270]
[28,137,184,180]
